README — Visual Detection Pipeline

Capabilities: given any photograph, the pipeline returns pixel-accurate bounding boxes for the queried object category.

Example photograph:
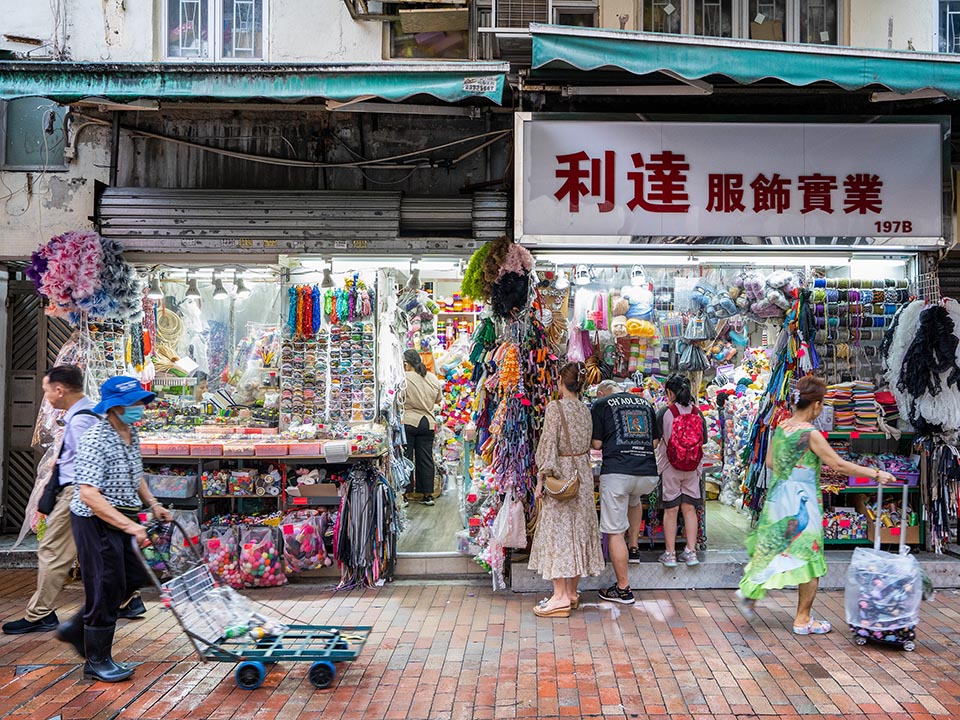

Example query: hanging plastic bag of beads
[280,510,330,574]
[239,525,287,588]
[202,525,244,589]
[170,509,202,575]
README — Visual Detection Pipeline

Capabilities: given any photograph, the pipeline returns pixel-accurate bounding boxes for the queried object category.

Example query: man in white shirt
[3,366,99,634]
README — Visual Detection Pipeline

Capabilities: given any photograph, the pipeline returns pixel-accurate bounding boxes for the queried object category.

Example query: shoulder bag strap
[556,403,575,456]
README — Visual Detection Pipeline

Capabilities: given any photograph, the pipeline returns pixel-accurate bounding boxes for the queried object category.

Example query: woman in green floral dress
[735,376,895,635]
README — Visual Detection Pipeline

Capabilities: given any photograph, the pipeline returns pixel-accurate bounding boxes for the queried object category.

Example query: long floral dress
[739,425,827,600]
[528,398,605,580]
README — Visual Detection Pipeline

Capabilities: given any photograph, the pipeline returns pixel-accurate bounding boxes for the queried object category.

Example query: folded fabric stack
[853,381,878,432]
[875,390,900,426]
[826,382,856,432]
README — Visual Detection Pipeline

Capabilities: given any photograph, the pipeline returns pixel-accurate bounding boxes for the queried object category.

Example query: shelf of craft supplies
[824,431,914,440]
[832,485,920,493]
[286,496,342,507]
[437,311,480,317]
[142,453,384,461]
[202,494,283,499]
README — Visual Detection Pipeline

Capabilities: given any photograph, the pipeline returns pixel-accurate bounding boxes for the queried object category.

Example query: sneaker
[419,498,435,506]
[118,594,146,619]
[658,551,678,568]
[2,611,59,635]
[598,584,635,605]
[628,547,641,563]
[680,549,700,567]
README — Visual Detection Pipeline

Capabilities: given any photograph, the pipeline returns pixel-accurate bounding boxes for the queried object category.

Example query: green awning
[531,23,960,98]
[0,61,508,105]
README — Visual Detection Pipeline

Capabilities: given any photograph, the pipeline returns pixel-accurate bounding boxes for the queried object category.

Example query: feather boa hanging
[883,300,927,420]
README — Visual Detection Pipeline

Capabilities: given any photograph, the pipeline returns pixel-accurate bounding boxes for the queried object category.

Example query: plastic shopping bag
[239,525,287,588]
[492,492,527,549]
[845,546,922,632]
[202,525,243,589]
[280,510,330,574]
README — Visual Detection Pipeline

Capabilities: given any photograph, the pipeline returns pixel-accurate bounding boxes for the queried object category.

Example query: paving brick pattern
[1,569,959,719]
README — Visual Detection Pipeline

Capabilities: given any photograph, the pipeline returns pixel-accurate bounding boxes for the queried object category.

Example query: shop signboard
[517,117,947,242]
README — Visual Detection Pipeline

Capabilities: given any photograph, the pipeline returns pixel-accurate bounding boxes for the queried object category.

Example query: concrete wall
[1,1,383,62]
[848,0,936,52]
[0,122,112,260]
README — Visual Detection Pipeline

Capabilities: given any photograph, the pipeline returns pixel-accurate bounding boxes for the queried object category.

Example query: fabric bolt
[70,421,143,518]
[655,403,706,505]
[25,487,76,621]
[739,427,827,600]
[71,513,149,627]
[528,399,604,580]
[403,417,436,496]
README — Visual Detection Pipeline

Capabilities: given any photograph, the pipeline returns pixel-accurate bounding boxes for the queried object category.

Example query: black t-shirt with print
[591,392,661,476]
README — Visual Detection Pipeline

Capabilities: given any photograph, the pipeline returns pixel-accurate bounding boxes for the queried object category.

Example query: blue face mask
[119,405,145,424]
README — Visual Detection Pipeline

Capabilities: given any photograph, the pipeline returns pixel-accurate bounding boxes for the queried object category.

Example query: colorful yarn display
[27,231,144,325]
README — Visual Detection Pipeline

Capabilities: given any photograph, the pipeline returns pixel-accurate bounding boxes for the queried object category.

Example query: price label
[839,519,851,528]
[853,477,872,485]
[283,524,294,534]
[891,527,901,536]
[850,431,861,439]
[293,496,308,505]
[208,539,221,550]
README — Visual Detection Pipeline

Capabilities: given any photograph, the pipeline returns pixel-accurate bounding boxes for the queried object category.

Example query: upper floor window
[0,99,67,172]
[166,0,267,60]
[637,0,839,44]
[940,1,960,53]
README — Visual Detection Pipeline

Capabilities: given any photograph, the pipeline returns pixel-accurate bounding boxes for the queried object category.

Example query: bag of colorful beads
[201,525,244,589]
[239,525,287,588]
[280,510,331,574]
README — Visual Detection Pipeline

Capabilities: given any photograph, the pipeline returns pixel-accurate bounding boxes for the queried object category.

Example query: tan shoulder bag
[543,403,581,502]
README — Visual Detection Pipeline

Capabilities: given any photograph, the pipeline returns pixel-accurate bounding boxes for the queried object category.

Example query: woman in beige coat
[402,349,443,505]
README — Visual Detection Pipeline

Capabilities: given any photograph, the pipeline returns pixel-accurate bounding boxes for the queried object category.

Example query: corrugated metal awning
[96,187,508,253]
[530,23,960,98]
[0,61,509,105]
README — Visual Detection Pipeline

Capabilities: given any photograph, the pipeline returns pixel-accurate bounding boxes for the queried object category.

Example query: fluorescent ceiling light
[694,254,851,266]
[534,252,695,266]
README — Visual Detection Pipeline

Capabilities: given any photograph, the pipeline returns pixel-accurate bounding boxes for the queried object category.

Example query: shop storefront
[462,104,957,588]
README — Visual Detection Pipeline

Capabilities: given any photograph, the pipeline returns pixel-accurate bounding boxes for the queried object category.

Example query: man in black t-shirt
[591,382,661,605]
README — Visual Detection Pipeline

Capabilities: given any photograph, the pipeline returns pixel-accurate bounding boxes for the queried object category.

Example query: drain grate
[14,664,48,676]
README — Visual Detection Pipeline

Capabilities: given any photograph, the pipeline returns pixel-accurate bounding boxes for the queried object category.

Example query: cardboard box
[750,19,783,41]
[867,523,920,546]
[295,483,340,498]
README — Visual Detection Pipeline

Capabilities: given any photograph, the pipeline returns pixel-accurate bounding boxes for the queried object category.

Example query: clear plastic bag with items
[845,546,922,631]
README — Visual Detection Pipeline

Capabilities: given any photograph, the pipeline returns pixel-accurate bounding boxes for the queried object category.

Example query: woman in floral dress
[735,375,894,635]
[529,362,605,618]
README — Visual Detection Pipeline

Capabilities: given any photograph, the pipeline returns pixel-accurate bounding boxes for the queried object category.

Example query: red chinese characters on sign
[627,151,690,213]
[843,173,883,214]
[750,173,791,214]
[706,174,745,213]
[554,150,616,213]
[550,150,884,217]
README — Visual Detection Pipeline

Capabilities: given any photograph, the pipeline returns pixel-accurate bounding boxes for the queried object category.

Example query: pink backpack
[666,405,704,472]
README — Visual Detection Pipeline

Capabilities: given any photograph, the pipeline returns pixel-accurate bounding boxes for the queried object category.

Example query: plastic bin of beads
[155,442,191,456]
[190,443,222,456]
[145,473,198,499]
[222,443,255,456]
[140,443,157,456]
[255,443,288,456]
[288,442,322,456]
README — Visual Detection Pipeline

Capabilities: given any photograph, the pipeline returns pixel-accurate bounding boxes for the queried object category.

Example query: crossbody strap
[556,403,575,457]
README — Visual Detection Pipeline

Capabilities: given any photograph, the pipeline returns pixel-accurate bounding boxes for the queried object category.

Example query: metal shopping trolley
[135,520,370,690]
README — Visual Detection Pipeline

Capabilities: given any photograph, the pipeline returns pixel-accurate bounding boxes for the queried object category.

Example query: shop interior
[117,248,922,570]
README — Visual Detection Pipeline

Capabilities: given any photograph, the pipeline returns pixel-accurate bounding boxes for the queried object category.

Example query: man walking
[3,366,100,634]
[591,380,661,605]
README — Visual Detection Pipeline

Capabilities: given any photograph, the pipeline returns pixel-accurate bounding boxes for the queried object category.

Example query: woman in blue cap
[59,375,172,682]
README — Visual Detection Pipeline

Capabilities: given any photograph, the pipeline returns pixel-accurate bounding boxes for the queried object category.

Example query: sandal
[793,617,832,635]
[534,602,571,618]
[733,590,757,619]
[570,592,582,610]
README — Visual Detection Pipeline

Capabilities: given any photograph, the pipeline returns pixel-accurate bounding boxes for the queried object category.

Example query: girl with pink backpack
[655,374,707,568]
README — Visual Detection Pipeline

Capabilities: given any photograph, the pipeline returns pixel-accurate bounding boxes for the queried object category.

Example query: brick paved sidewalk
[1,569,959,720]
